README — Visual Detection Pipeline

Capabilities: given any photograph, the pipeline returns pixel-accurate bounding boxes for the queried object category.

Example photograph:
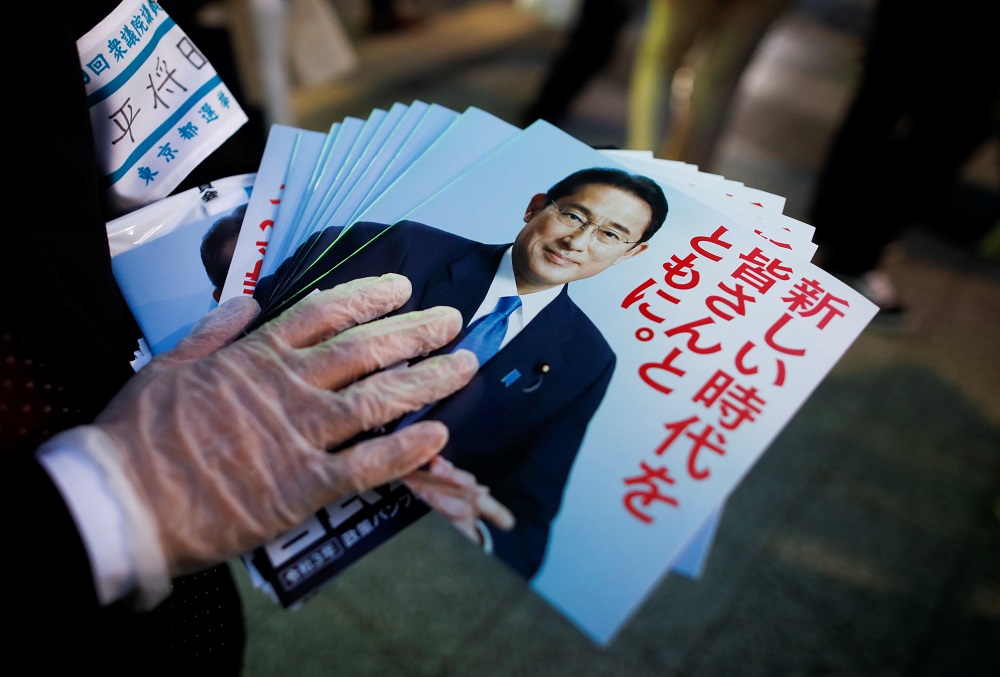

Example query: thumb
[167,296,261,362]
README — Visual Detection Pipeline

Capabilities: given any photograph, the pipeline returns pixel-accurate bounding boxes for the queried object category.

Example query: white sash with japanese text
[78,0,248,215]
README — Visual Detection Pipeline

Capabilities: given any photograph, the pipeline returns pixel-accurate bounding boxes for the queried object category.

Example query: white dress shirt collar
[470,246,563,349]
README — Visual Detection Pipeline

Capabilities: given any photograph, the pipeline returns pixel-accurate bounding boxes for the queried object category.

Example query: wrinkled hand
[87,274,478,601]
[404,456,515,545]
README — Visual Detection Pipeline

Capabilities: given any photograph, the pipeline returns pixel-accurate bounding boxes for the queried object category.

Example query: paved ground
[228,1,1000,674]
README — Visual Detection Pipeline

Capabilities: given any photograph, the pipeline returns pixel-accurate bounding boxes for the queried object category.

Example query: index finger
[298,306,465,390]
[476,493,516,532]
[260,274,413,348]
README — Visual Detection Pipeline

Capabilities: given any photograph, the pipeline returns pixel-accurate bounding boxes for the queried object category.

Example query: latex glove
[76,274,478,608]
[404,456,515,547]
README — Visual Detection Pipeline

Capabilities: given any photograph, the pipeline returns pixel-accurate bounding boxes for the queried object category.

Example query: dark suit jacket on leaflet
[2,1,261,671]
[256,221,616,579]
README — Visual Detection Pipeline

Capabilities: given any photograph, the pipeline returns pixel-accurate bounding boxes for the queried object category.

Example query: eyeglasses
[548,200,637,249]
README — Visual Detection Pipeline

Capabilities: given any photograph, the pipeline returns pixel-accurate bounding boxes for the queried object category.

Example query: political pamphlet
[110,100,876,645]
[215,103,876,644]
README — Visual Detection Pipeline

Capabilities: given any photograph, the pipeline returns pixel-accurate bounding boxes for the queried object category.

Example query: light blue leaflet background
[111,213,220,354]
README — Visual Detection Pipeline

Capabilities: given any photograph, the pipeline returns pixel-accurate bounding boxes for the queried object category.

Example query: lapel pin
[501,368,521,387]
[522,362,550,393]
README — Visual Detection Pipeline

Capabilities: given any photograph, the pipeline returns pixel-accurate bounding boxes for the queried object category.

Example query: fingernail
[452,348,480,369]
[424,305,462,320]
[380,273,410,293]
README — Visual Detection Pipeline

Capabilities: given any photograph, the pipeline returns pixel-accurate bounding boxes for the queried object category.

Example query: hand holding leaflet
[405,456,516,546]
[46,274,478,608]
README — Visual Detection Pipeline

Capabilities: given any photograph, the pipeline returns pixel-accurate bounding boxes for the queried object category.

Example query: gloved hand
[68,274,478,608]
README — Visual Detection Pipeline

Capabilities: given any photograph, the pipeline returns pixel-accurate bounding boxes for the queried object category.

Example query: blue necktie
[453,295,522,367]
[397,295,521,428]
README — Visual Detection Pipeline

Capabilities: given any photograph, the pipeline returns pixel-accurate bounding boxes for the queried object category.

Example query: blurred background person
[807,0,1000,316]
[627,0,795,169]
[520,0,639,129]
